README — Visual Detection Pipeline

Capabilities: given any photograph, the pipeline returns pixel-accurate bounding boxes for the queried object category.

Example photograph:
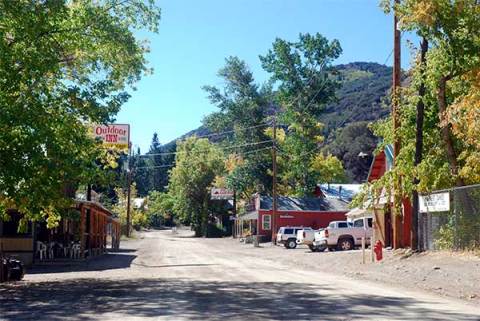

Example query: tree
[146,190,175,227]
[168,137,224,236]
[310,153,346,188]
[113,184,148,231]
[324,122,378,183]
[0,1,160,227]
[393,0,480,187]
[260,33,343,195]
[203,56,273,198]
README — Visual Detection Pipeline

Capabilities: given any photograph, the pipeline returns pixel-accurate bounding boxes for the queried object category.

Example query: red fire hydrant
[373,240,383,261]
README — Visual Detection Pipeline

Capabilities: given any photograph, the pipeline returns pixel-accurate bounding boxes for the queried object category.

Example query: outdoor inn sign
[90,124,130,152]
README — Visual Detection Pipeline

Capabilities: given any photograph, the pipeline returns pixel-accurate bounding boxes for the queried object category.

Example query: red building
[368,145,412,248]
[237,195,349,240]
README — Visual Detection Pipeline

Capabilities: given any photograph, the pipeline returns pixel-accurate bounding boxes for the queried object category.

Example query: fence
[419,184,480,251]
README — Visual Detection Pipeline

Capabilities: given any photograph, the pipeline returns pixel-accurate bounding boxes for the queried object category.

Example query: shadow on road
[1,278,478,321]
[26,252,137,274]
[131,262,217,268]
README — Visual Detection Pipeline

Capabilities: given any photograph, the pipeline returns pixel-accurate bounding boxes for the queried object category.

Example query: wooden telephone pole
[126,143,132,237]
[271,113,278,245]
[392,0,403,249]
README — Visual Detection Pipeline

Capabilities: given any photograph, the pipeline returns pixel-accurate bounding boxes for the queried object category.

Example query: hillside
[160,62,392,183]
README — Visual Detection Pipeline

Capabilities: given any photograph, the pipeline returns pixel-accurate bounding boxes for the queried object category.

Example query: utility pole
[392,0,403,249]
[232,187,237,238]
[271,112,278,245]
[412,37,429,251]
[126,143,132,237]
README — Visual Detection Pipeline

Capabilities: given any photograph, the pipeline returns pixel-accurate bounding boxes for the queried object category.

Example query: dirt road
[1,229,479,321]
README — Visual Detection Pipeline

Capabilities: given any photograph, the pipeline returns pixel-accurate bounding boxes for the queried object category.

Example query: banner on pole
[211,188,234,200]
[91,124,130,152]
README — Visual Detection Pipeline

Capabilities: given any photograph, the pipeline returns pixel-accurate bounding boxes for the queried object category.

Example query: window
[1,212,32,237]
[367,218,373,228]
[263,214,271,230]
[338,222,349,228]
[328,222,335,228]
[353,219,364,228]
[284,228,294,235]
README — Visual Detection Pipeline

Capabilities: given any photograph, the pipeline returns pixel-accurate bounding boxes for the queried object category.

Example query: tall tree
[203,57,273,198]
[168,137,224,236]
[147,132,163,192]
[260,33,344,195]
[0,0,160,226]
[393,0,480,187]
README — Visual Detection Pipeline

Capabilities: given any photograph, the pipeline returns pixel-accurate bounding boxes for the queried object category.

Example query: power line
[384,48,394,65]
[193,122,270,139]
[137,139,274,157]
[134,146,272,170]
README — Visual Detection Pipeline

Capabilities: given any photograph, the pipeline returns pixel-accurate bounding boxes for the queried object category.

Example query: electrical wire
[192,122,270,139]
[137,139,273,157]
[133,146,272,170]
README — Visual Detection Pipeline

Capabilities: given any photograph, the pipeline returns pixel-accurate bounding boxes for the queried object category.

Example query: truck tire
[337,238,354,251]
[308,244,317,252]
[286,239,297,249]
[317,246,326,252]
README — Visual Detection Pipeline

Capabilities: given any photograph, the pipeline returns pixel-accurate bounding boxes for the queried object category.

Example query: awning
[346,207,373,219]
[239,211,258,220]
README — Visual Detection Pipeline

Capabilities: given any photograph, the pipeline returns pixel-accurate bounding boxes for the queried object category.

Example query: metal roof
[259,195,349,212]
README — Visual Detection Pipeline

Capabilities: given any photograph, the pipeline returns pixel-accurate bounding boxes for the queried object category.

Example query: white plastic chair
[71,243,81,259]
[36,241,47,260]
[47,242,55,259]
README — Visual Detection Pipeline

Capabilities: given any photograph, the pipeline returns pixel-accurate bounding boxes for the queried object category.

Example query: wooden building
[368,145,412,248]
[0,200,121,266]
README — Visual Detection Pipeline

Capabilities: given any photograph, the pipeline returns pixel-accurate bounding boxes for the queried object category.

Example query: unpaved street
[1,230,479,321]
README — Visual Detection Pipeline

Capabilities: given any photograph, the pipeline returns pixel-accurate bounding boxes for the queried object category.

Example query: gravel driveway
[1,229,479,321]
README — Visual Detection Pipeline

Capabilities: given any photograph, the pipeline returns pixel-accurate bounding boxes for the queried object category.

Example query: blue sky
[116,0,417,153]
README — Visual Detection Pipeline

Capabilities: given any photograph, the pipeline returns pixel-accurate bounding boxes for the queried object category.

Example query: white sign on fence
[211,188,234,200]
[419,192,450,213]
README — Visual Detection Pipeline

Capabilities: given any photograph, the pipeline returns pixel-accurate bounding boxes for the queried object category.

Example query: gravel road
[1,229,479,321]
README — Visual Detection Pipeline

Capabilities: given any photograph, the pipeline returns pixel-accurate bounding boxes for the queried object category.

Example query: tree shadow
[27,253,137,274]
[1,278,478,321]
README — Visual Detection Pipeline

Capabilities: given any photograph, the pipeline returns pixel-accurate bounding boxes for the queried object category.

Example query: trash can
[253,235,260,247]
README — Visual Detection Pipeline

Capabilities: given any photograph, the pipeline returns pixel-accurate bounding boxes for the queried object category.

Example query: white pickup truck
[311,217,373,252]
[296,229,322,251]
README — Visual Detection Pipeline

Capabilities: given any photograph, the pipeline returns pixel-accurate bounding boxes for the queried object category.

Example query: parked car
[276,226,313,249]
[296,228,322,251]
[312,217,373,252]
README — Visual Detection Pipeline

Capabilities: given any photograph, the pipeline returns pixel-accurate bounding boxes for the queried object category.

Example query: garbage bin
[253,235,260,247]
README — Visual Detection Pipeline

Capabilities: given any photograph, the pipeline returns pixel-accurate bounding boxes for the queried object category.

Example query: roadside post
[361,237,366,264]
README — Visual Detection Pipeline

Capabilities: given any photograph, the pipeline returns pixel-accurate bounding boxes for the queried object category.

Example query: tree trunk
[412,38,428,251]
[438,76,465,187]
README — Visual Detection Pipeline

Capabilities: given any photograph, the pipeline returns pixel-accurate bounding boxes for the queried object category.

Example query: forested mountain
[321,62,391,136]
[321,62,392,182]
[136,62,392,194]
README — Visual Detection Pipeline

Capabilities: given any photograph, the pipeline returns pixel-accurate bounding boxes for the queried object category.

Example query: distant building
[319,183,363,202]
[237,194,349,240]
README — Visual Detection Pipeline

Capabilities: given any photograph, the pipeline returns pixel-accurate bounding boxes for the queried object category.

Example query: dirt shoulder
[213,236,480,305]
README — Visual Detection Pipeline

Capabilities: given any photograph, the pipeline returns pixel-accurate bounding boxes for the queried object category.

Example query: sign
[279,214,294,219]
[91,124,130,152]
[419,192,450,213]
[211,188,234,200]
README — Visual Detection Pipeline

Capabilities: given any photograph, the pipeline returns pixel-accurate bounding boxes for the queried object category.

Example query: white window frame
[262,214,271,230]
